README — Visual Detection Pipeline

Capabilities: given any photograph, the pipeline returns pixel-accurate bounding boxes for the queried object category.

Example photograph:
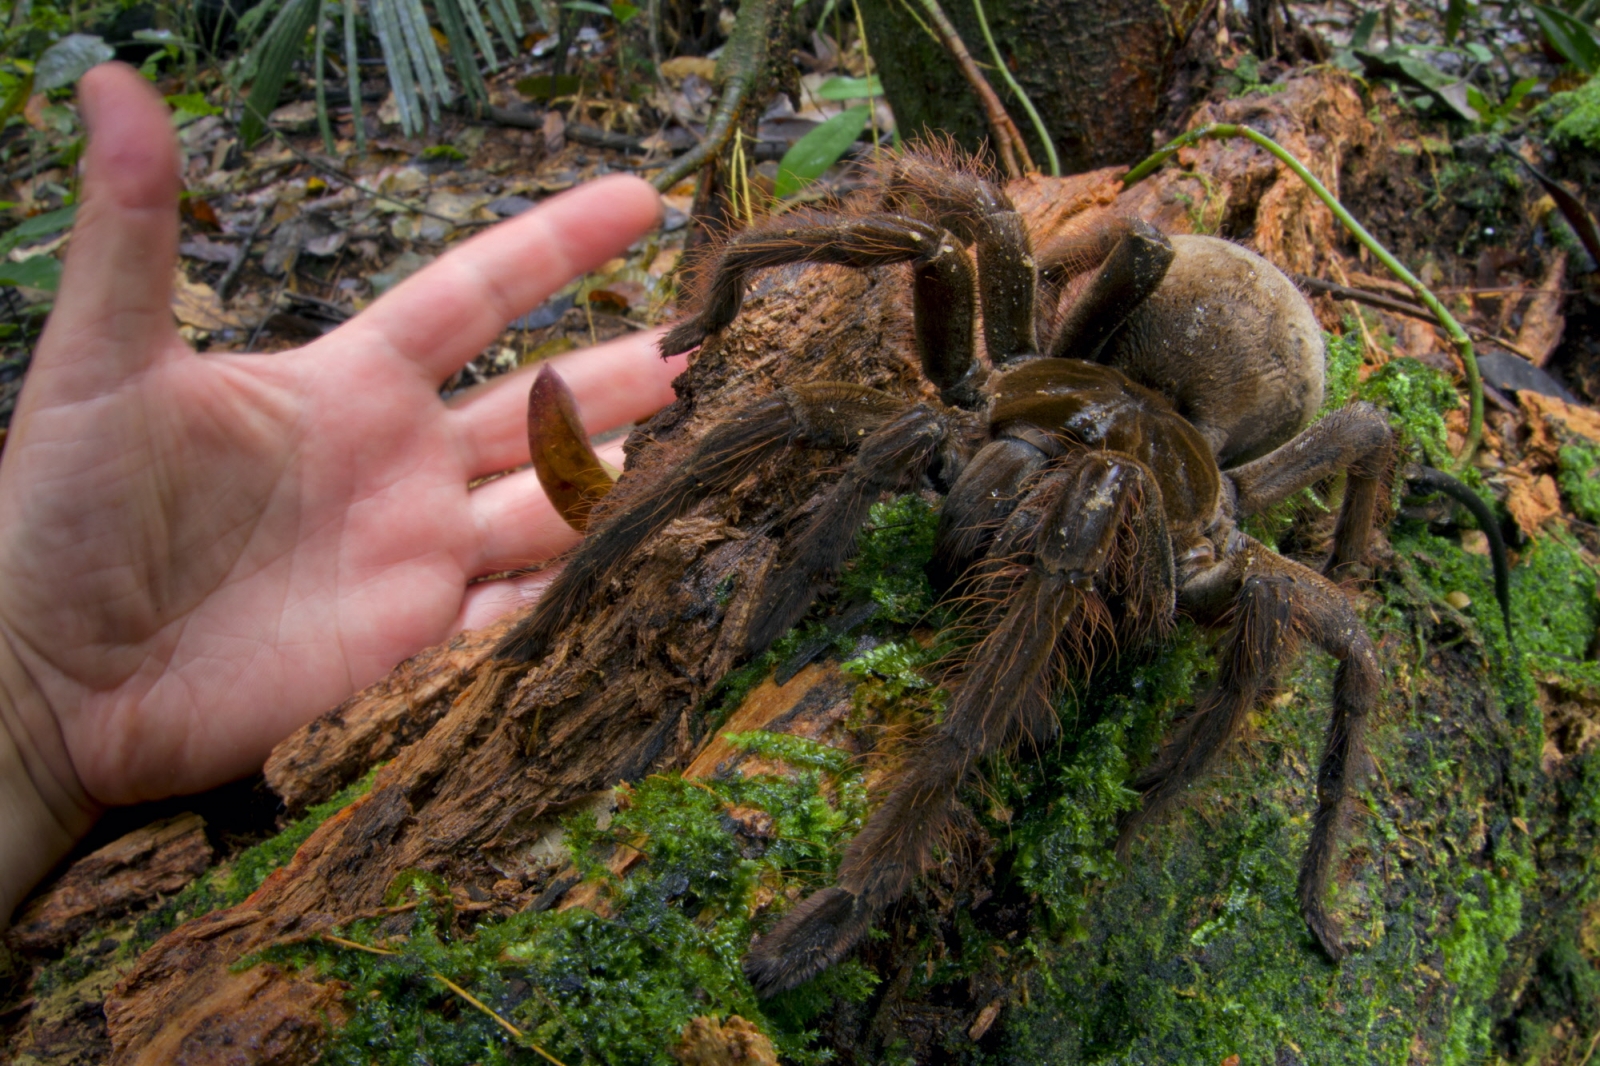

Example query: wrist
[0,629,97,926]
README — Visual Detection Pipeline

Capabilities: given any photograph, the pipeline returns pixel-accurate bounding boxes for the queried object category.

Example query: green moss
[1558,439,1600,525]
[1005,628,1210,940]
[1357,356,1462,469]
[1322,326,1364,414]
[150,768,381,936]
[1541,74,1600,151]
[273,736,871,1066]
[836,494,941,627]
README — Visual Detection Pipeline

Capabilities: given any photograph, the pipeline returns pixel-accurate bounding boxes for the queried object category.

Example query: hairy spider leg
[927,435,1049,590]
[743,452,1176,996]
[659,216,988,409]
[493,382,908,663]
[1047,217,1176,362]
[745,405,952,655]
[1224,401,1396,577]
[1120,544,1380,960]
[880,154,1038,367]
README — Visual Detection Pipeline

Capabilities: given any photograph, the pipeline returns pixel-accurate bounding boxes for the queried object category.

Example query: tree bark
[859,0,1211,174]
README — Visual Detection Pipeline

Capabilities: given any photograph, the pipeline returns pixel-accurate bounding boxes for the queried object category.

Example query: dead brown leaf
[1504,465,1562,534]
[672,1015,778,1066]
[1520,391,1600,464]
[659,56,719,83]
[171,270,251,333]
[1515,251,1568,367]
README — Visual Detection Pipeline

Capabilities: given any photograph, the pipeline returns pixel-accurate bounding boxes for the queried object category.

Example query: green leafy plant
[0,205,76,291]
[1531,2,1600,73]
[235,0,553,148]
[774,105,872,198]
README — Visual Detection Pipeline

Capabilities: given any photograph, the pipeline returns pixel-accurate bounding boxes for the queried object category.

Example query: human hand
[0,63,682,917]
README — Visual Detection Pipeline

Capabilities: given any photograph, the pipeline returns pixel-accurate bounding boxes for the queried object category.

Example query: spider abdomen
[1101,235,1325,467]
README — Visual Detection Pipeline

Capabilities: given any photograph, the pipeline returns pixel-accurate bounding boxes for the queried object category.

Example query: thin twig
[1125,123,1486,470]
[1296,274,1543,364]
[650,0,782,191]
[429,971,570,1066]
[216,211,265,305]
[912,0,1030,179]
[311,934,570,1065]
[969,0,1056,174]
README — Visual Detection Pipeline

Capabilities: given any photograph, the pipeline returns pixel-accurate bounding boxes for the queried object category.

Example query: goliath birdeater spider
[499,151,1397,995]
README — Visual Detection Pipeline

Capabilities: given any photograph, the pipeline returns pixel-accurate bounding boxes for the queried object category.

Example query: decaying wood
[263,613,517,814]
[7,814,211,957]
[102,71,1384,1062]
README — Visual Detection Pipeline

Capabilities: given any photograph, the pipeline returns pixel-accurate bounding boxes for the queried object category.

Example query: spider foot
[1300,895,1349,961]
[743,886,878,997]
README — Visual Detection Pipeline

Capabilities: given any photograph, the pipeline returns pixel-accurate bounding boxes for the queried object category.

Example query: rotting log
[7,71,1587,1063]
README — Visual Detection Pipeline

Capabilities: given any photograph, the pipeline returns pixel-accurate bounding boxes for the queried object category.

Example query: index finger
[339,175,662,383]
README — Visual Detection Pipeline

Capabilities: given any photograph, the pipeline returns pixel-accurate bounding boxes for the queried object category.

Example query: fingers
[466,436,628,576]
[452,568,560,635]
[448,328,684,479]
[343,175,663,383]
[30,63,182,406]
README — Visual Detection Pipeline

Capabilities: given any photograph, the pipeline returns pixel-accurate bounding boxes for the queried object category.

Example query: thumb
[31,63,182,400]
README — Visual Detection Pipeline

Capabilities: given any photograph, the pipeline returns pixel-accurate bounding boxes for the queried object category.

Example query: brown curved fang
[527,363,619,533]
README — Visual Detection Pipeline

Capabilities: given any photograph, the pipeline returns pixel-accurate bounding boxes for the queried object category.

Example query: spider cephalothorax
[499,152,1395,995]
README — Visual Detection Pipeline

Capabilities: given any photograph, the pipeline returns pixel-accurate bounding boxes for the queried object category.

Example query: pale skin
[0,63,683,922]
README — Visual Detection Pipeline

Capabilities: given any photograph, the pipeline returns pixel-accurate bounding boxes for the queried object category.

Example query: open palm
[0,64,681,831]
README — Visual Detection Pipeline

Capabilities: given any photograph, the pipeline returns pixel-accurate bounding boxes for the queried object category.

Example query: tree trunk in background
[859,0,1210,173]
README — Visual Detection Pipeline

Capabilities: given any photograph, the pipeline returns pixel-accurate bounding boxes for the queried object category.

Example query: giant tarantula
[498,153,1397,995]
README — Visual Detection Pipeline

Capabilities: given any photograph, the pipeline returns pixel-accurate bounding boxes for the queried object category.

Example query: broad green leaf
[1506,76,1538,110]
[1532,2,1600,73]
[1445,0,1467,41]
[3,206,76,250]
[34,34,114,91]
[0,255,62,291]
[611,0,640,21]
[815,74,882,100]
[240,0,320,144]
[0,70,34,128]
[775,105,870,199]
[1349,10,1378,48]
[166,91,223,126]
[563,0,613,14]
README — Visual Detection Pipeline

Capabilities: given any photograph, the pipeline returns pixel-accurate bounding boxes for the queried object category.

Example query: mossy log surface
[10,72,1600,1065]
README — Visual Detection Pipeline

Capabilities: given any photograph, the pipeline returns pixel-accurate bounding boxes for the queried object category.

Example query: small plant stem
[430,971,570,1066]
[313,0,336,154]
[912,0,1031,178]
[852,0,882,160]
[969,0,1058,175]
[343,0,366,153]
[1123,122,1484,469]
[650,0,783,191]
[315,934,570,1066]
